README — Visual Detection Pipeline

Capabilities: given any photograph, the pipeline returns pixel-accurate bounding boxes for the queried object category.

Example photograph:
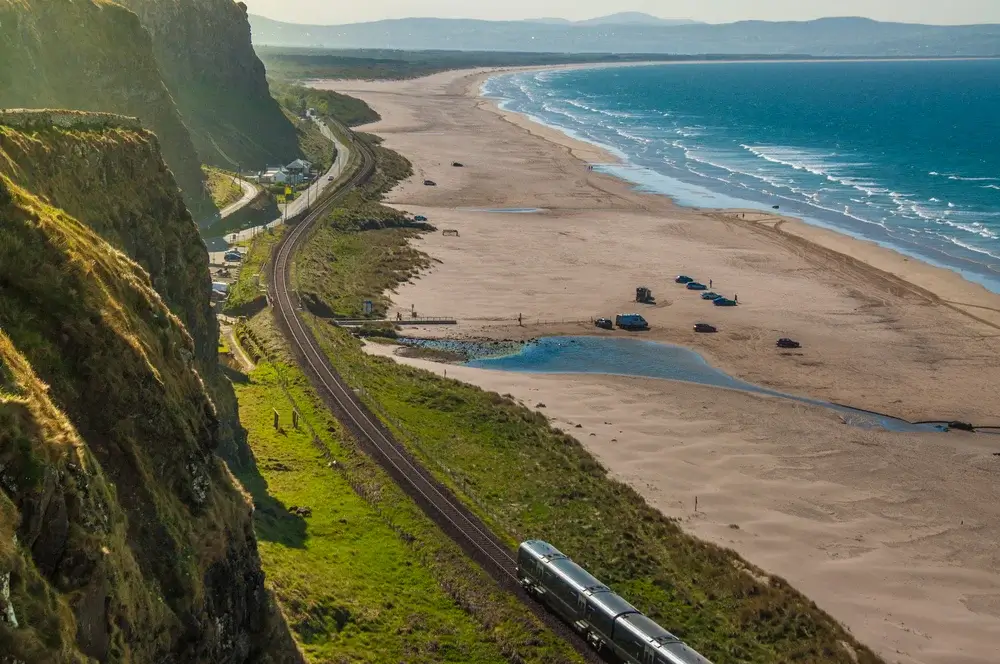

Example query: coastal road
[228,119,349,246]
[266,118,605,663]
[219,176,260,219]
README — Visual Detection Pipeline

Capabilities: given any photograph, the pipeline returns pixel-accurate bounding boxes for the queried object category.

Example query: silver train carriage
[517,540,713,664]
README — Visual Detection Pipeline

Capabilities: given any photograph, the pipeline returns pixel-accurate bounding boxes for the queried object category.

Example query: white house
[260,167,290,184]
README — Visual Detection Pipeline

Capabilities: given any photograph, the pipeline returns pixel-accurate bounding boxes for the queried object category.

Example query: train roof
[586,588,639,618]
[659,641,714,664]
[617,614,714,664]
[618,612,681,645]
[519,540,566,561]
[549,557,607,593]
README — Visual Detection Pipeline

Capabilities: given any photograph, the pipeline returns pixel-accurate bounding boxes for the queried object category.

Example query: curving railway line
[266,119,605,663]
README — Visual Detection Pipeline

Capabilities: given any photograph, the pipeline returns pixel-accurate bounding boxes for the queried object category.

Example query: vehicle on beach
[452,161,464,167]
[518,540,713,664]
[777,338,801,349]
[635,286,655,303]
[615,313,649,330]
[675,275,694,284]
[423,179,437,186]
[713,298,737,307]
[686,282,708,291]
[694,323,718,333]
[701,292,722,300]
[595,318,614,330]
[414,215,428,222]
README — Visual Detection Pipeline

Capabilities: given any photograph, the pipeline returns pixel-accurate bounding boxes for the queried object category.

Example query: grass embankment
[223,227,284,316]
[229,311,583,664]
[202,165,244,208]
[271,80,380,127]
[294,133,429,319]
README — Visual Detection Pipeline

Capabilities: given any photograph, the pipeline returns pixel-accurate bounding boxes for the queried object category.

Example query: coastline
[313,69,1000,663]
[472,66,1000,313]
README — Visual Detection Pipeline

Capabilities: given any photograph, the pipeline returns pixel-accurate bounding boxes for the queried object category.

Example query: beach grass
[231,318,585,664]
[293,132,428,319]
[304,321,884,664]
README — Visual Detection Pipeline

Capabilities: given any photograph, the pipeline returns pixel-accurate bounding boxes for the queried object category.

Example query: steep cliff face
[0,113,299,662]
[116,0,300,170]
[0,0,216,223]
[0,110,250,467]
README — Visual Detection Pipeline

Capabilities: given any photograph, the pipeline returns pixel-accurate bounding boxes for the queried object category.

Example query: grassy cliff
[0,113,300,662]
[116,0,300,170]
[0,0,216,223]
[0,111,250,467]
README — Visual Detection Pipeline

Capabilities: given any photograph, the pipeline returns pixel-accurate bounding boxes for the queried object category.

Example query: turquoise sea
[482,60,1000,292]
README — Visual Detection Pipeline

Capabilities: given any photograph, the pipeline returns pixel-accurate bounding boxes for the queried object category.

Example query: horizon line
[248,14,1000,29]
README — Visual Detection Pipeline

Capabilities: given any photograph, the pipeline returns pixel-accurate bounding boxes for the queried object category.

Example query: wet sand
[313,68,1000,663]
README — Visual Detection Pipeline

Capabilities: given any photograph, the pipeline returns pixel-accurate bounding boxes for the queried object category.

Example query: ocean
[482,60,1000,293]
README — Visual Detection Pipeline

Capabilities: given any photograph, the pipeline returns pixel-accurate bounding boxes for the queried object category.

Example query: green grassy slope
[0,166,299,661]
[203,166,244,208]
[0,115,251,467]
[271,81,380,127]
[227,312,583,663]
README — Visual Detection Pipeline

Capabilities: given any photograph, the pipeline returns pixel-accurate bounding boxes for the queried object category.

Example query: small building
[285,159,312,175]
[260,167,289,184]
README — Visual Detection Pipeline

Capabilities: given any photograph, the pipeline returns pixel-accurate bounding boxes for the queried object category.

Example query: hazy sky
[240,0,1000,26]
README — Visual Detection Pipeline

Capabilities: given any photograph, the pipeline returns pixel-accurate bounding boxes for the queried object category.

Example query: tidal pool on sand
[457,336,942,433]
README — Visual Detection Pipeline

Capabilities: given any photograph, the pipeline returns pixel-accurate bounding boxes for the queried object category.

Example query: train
[517,540,713,664]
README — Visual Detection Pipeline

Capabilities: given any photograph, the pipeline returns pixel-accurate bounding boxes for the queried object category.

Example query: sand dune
[315,68,1000,663]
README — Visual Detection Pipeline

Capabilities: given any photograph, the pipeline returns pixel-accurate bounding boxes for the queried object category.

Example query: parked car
[694,323,718,333]
[615,313,649,331]
[414,215,428,222]
[686,282,708,291]
[224,251,243,262]
[595,318,613,330]
[713,298,737,307]
[675,275,694,284]
[452,162,464,167]
[701,292,722,300]
[777,338,802,349]
[424,180,437,186]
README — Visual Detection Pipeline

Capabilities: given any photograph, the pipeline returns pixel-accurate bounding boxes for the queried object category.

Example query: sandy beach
[313,68,1000,663]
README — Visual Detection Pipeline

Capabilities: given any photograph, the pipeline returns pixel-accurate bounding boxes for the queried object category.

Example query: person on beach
[518,313,523,326]
[735,293,739,303]
[710,279,713,289]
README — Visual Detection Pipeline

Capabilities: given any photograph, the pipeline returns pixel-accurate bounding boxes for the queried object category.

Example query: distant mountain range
[524,12,702,27]
[248,15,1000,56]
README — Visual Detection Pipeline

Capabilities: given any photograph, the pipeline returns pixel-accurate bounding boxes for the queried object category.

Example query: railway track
[267,118,604,663]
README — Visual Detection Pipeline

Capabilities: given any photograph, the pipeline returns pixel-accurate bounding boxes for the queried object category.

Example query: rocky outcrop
[116,0,300,170]
[0,117,299,662]
[0,0,216,223]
